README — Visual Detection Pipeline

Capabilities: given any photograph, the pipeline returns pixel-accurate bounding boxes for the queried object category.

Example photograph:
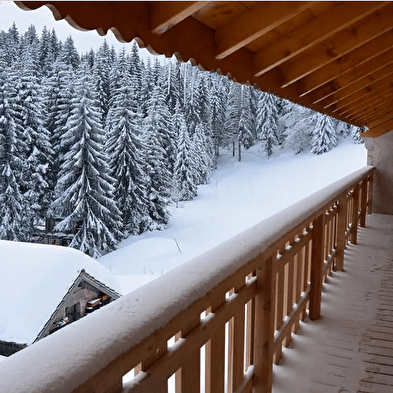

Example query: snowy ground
[99,140,368,294]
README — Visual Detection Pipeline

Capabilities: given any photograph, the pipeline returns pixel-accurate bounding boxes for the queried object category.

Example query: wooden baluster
[175,317,200,393]
[227,289,235,393]
[360,178,368,227]
[351,184,359,245]
[301,237,311,321]
[284,252,294,347]
[141,342,168,393]
[367,172,374,214]
[232,293,245,391]
[294,251,302,334]
[335,195,347,272]
[274,250,284,364]
[245,297,255,370]
[253,255,275,393]
[310,214,324,321]
[205,294,226,393]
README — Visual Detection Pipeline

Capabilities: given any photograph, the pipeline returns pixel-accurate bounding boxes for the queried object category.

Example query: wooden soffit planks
[15,1,393,137]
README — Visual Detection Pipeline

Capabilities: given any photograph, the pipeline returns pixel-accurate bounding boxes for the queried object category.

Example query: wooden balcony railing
[0,166,374,393]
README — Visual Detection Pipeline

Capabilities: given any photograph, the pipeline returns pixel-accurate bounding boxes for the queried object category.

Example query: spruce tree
[52,67,122,257]
[311,113,338,155]
[106,61,152,235]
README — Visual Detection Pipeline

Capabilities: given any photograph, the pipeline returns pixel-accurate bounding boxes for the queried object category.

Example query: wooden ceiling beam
[347,96,393,123]
[354,99,393,124]
[367,110,393,129]
[319,61,393,108]
[307,48,393,104]
[253,2,384,78]
[364,117,393,137]
[214,1,313,60]
[342,90,393,118]
[298,29,393,97]
[149,1,208,34]
[330,73,393,113]
[280,3,393,88]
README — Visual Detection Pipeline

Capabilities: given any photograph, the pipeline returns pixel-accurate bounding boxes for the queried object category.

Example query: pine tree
[52,67,122,257]
[311,112,338,155]
[173,101,198,201]
[60,36,80,70]
[106,61,152,235]
[237,84,254,160]
[0,58,29,241]
[223,82,241,155]
[16,45,53,224]
[282,101,314,154]
[256,92,280,158]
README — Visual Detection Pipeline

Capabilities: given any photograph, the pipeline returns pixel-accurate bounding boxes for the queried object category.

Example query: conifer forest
[0,24,363,258]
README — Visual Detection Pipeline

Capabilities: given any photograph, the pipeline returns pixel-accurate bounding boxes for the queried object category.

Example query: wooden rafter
[15,1,393,137]
[253,2,385,77]
[214,2,313,60]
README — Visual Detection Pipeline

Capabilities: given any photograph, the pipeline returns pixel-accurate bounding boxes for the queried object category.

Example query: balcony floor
[272,213,393,393]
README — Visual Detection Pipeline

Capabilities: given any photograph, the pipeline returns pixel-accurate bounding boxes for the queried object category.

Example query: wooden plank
[352,99,393,124]
[337,86,393,117]
[149,2,208,34]
[175,316,200,393]
[298,27,393,96]
[335,195,348,272]
[367,173,374,214]
[232,301,245,391]
[253,256,275,393]
[367,109,393,129]
[281,3,393,87]
[205,294,226,393]
[308,48,393,104]
[319,61,393,108]
[253,1,384,77]
[351,184,359,244]
[309,215,324,320]
[364,118,393,139]
[215,1,312,59]
[284,254,294,347]
[360,179,368,227]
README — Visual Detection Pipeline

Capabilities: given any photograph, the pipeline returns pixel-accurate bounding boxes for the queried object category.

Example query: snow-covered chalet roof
[0,240,121,345]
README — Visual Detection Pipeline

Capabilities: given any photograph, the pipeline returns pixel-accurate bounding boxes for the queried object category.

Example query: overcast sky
[0,1,158,60]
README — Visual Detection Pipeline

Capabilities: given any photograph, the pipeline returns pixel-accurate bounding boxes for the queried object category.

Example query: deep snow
[99,140,367,294]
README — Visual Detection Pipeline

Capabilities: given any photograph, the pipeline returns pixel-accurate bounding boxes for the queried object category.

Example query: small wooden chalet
[0,240,121,357]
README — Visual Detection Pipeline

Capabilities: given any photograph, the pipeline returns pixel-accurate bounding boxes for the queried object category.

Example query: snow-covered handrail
[0,166,374,393]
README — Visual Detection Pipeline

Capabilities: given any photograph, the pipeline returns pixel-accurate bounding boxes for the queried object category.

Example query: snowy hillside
[99,140,368,294]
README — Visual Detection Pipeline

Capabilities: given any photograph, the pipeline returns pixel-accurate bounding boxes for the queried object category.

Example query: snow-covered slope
[0,241,121,344]
[99,140,367,294]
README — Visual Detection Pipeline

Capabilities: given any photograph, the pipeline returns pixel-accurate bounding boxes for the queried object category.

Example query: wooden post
[309,215,324,320]
[351,184,359,245]
[253,256,275,393]
[335,195,347,272]
[367,172,374,215]
[205,295,226,393]
[360,179,368,227]
[176,317,200,393]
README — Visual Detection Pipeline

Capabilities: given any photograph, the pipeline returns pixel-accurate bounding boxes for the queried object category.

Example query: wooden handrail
[0,167,374,393]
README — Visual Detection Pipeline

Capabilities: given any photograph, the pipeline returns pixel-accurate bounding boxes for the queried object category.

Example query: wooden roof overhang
[16,1,393,138]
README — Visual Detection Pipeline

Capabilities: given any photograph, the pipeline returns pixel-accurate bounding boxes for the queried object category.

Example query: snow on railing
[0,166,374,393]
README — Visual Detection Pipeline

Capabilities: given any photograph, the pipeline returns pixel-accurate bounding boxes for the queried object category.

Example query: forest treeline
[0,24,363,257]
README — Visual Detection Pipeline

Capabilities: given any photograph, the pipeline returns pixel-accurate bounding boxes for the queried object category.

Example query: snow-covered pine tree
[223,82,241,155]
[256,91,280,158]
[192,122,213,184]
[311,112,338,155]
[173,100,198,201]
[0,55,30,241]
[237,84,254,161]
[60,35,80,70]
[106,58,152,235]
[141,85,173,227]
[16,45,53,226]
[208,72,228,163]
[52,67,122,258]
[282,101,314,154]
[93,41,111,121]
